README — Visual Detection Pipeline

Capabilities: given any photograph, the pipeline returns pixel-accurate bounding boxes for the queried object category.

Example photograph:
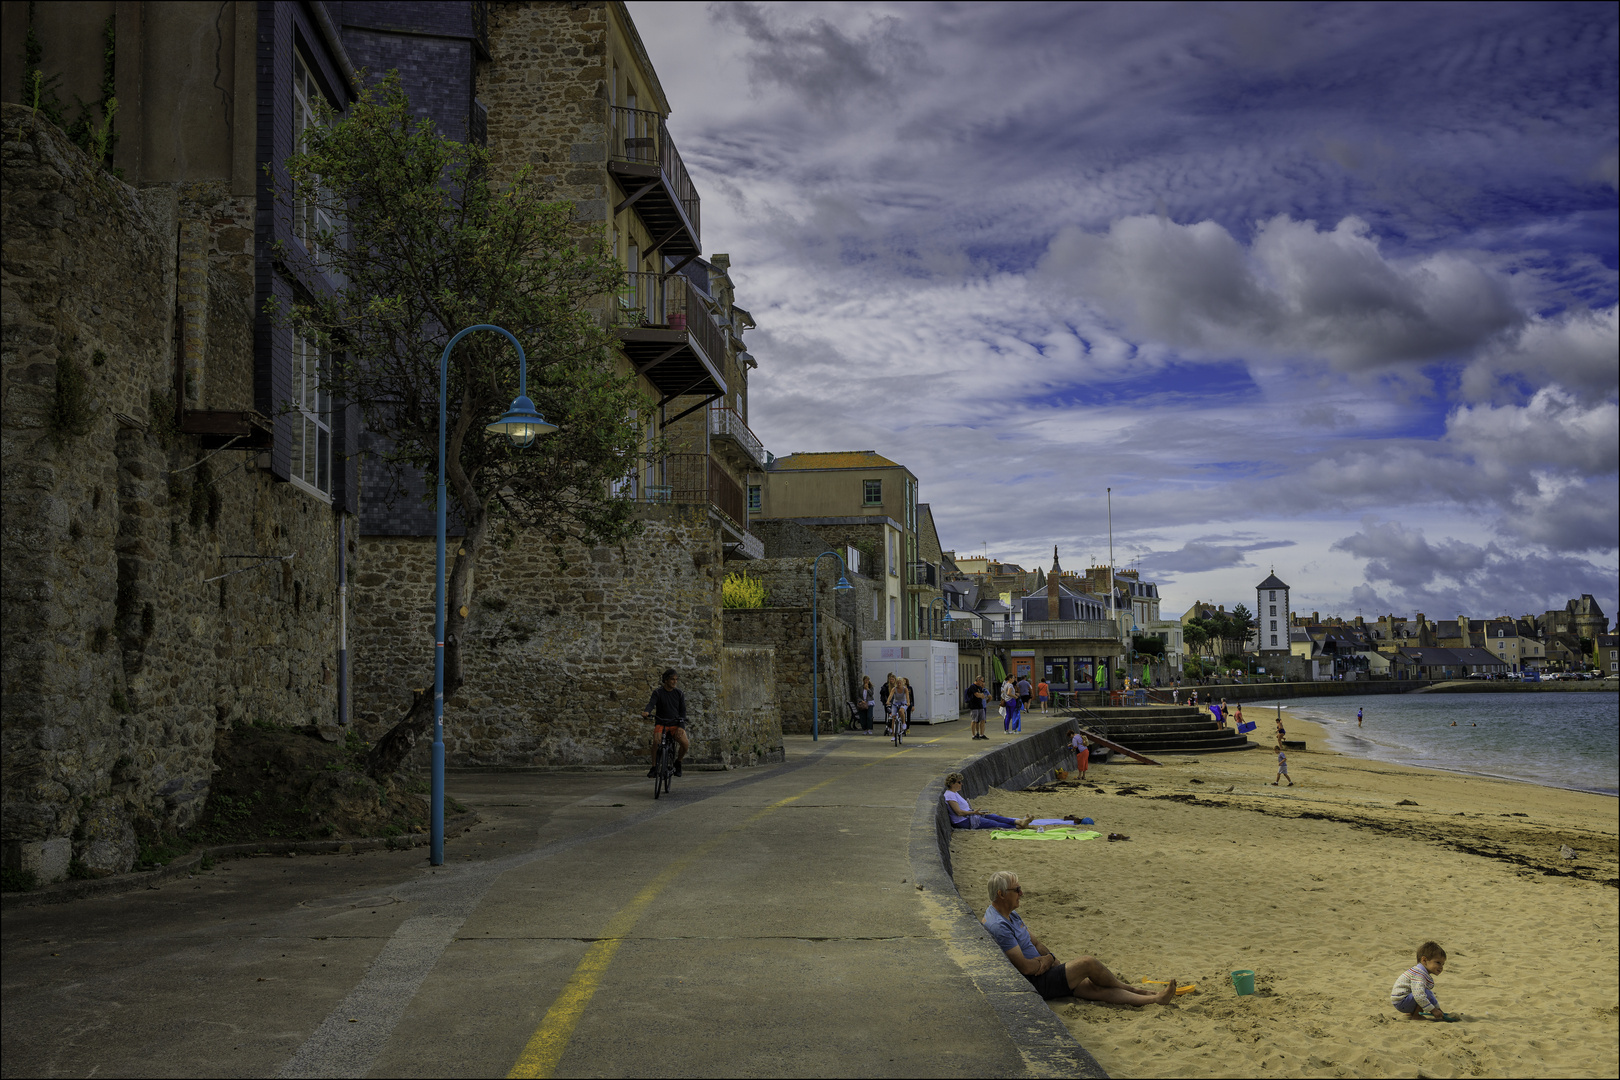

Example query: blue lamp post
[927,596,953,639]
[810,549,853,741]
[431,324,556,867]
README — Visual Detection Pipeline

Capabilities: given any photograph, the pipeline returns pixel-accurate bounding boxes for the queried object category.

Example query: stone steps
[1067,706,1259,755]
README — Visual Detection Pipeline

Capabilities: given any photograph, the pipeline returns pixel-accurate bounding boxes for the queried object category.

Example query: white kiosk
[862,640,960,723]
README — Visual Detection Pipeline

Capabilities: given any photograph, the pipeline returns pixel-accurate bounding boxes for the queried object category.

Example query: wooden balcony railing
[621,271,725,369]
[609,106,700,240]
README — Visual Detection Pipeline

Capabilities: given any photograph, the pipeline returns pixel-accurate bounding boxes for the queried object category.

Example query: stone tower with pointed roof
[1257,570,1291,654]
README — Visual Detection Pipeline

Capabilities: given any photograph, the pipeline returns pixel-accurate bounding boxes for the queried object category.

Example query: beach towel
[989,828,1103,842]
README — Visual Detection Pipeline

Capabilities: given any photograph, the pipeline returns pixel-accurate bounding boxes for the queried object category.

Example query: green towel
[988,829,1102,842]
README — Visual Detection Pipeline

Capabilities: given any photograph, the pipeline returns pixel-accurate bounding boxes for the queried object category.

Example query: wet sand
[951,717,1620,1078]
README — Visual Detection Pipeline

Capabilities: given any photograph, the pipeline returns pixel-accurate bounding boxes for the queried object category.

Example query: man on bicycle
[643,668,690,777]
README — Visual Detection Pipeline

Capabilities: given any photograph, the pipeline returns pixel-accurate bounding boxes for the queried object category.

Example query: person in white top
[942,773,1033,830]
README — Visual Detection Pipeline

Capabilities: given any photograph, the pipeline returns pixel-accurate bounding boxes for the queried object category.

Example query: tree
[280,75,650,778]
[1182,622,1209,657]
[1228,603,1257,651]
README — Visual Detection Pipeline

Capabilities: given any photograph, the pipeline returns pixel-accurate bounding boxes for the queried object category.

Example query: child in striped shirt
[1391,941,1453,1021]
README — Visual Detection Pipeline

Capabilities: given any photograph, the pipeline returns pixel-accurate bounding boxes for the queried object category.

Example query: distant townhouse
[758,451,918,639]
[1596,634,1619,674]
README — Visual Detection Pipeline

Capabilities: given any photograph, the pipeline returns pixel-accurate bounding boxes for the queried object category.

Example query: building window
[1269,590,1275,601]
[292,54,340,267]
[1269,620,1276,631]
[289,333,331,499]
[888,532,896,575]
[863,479,883,506]
[1270,634,1277,646]
[889,597,898,640]
[747,485,761,512]
[1269,605,1276,616]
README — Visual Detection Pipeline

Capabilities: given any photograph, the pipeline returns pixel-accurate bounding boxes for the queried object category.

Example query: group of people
[853,673,915,737]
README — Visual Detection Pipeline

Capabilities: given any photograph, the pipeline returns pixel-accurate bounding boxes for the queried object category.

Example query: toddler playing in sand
[1391,941,1453,1021]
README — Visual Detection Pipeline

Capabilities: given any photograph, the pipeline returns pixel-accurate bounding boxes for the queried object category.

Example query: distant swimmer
[1357,707,1363,728]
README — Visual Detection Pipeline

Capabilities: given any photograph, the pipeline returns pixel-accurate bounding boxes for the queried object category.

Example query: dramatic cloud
[1039,214,1521,368]
[1332,518,1618,618]
[627,1,1618,621]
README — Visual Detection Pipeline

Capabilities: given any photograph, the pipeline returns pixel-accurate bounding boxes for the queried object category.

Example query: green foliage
[49,355,90,447]
[1,867,38,893]
[136,835,189,869]
[276,74,648,554]
[197,855,215,871]
[1131,634,1166,657]
[721,570,768,609]
[21,7,118,170]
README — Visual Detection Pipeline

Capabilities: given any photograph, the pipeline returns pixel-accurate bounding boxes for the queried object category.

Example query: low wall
[1416,680,1616,694]
[907,721,1104,1078]
[1169,680,1432,703]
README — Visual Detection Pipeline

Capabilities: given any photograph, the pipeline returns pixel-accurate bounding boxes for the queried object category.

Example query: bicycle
[888,704,905,747]
[651,723,678,799]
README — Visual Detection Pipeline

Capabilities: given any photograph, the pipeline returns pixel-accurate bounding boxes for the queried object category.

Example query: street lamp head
[485,395,557,448]
[834,574,853,591]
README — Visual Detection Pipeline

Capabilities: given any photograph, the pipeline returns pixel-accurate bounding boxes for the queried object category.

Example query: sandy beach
[951,717,1620,1079]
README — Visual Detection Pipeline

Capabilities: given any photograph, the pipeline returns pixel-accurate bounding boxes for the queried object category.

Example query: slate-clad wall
[1,106,341,884]
[352,504,784,768]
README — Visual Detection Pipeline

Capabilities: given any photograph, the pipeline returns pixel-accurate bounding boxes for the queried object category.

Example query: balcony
[618,272,726,401]
[628,453,748,530]
[943,619,1122,644]
[707,404,766,470]
[609,106,700,259]
[908,560,938,588]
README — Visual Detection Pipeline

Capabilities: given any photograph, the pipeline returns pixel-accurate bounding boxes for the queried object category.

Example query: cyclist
[644,668,690,778]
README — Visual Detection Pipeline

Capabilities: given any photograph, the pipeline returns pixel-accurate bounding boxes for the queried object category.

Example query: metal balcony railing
[707,404,766,468]
[944,619,1121,643]
[621,272,725,369]
[609,106,700,239]
[663,453,747,527]
[908,561,937,587]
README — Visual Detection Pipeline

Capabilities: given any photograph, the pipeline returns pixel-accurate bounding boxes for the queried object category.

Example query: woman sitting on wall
[942,773,1033,830]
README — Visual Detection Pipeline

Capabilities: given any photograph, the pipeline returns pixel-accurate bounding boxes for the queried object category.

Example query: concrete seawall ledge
[909,721,1108,1078]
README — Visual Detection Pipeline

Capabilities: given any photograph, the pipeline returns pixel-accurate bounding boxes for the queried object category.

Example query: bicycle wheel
[653,738,668,799]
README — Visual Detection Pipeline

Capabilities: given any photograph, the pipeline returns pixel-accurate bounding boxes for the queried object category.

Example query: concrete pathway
[1,714,1090,1078]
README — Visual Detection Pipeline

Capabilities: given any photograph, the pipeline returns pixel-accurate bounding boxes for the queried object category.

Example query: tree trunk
[364,506,489,780]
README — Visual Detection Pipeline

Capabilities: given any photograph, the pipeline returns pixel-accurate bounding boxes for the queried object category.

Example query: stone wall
[479,0,609,218]
[751,519,885,646]
[352,503,783,768]
[724,606,855,735]
[1,105,342,883]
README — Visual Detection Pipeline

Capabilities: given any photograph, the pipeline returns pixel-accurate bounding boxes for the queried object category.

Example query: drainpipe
[337,514,349,725]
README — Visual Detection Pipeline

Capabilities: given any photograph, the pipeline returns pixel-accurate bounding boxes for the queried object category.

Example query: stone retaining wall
[352,504,783,768]
[1,105,341,883]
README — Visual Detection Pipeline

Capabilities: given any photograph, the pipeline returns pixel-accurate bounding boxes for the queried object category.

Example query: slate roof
[1256,573,1290,590]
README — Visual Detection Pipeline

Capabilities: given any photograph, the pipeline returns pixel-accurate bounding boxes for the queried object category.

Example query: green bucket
[1231,969,1256,995]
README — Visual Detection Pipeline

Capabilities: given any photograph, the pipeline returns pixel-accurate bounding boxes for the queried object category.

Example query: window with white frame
[289,333,332,498]
[293,53,339,267]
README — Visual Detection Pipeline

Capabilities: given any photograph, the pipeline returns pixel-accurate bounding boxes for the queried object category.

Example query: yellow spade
[1144,981,1198,995]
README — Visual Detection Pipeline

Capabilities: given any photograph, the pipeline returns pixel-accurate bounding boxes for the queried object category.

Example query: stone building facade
[1,99,344,883]
[351,505,781,767]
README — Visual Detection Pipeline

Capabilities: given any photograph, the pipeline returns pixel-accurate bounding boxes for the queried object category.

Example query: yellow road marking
[506,746,917,1078]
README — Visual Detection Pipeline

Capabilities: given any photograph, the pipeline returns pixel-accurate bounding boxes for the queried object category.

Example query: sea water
[1275,693,1620,796]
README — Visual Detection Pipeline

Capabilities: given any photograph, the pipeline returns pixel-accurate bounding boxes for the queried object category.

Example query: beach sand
[951,717,1619,1078]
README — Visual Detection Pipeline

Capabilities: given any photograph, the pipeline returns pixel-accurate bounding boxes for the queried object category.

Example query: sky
[624,1,1619,624]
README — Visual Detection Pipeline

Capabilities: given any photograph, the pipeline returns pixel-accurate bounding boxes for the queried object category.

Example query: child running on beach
[1391,942,1453,1021]
[1272,745,1293,786]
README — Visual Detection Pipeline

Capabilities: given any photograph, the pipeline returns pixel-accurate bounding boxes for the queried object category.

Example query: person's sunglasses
[1010,886,1023,894]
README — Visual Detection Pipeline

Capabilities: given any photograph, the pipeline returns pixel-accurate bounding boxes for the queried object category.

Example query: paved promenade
[2,716,1093,1078]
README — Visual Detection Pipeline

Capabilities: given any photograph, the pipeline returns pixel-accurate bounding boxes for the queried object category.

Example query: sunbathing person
[984,869,1177,1005]
[943,773,1034,830]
